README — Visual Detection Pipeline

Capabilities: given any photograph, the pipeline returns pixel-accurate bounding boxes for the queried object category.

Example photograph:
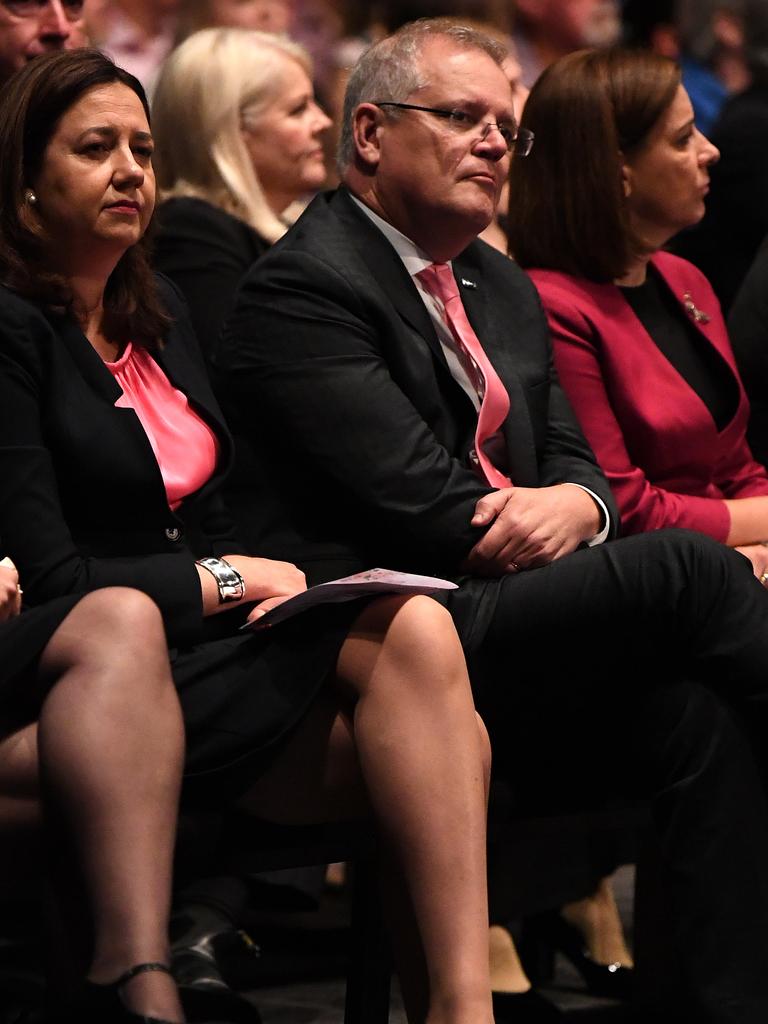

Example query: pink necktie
[417,262,511,487]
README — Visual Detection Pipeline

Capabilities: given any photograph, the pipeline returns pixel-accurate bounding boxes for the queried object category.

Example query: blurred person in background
[152,27,330,359]
[174,0,292,41]
[0,0,88,87]
[86,0,179,95]
[671,0,768,313]
[511,0,620,87]
[622,0,747,135]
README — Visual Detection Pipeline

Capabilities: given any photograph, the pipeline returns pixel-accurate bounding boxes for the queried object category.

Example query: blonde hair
[152,27,313,243]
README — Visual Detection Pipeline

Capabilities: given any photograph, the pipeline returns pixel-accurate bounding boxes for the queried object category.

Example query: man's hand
[463,484,601,576]
[0,557,21,622]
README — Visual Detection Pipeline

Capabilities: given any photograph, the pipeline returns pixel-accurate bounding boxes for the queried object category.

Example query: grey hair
[337,17,508,171]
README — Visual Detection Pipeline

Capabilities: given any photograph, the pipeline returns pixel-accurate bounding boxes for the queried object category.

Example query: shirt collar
[349,193,451,278]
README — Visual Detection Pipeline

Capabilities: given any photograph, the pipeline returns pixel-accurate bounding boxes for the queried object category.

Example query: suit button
[165,527,181,542]
[468,449,480,466]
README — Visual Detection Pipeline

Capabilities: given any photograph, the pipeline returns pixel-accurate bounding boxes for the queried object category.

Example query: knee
[385,595,467,675]
[78,587,165,643]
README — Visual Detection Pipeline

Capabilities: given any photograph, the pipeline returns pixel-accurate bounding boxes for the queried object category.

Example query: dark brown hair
[507,47,681,281]
[0,48,170,345]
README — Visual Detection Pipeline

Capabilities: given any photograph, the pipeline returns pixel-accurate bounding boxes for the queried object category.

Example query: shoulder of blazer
[651,249,719,301]
[155,196,268,261]
[0,284,62,384]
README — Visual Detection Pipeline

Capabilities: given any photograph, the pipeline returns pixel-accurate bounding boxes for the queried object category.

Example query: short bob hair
[152,28,314,244]
[507,47,681,282]
[0,48,169,344]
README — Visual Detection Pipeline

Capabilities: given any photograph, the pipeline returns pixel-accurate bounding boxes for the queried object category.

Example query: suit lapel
[52,313,123,403]
[332,189,450,371]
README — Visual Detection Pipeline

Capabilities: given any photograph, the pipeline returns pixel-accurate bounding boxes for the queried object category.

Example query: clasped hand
[462,484,600,576]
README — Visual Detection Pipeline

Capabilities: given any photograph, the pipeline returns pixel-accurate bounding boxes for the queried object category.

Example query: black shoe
[56,962,181,1023]
[492,988,563,1022]
[521,910,634,1000]
[172,932,262,1024]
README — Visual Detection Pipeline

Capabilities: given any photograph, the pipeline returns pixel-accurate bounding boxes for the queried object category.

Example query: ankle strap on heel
[114,962,173,989]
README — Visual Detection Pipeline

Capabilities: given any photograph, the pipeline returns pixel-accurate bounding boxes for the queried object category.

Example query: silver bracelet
[195,556,245,604]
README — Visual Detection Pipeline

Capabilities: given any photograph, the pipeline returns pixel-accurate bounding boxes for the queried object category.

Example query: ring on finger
[760,571,768,586]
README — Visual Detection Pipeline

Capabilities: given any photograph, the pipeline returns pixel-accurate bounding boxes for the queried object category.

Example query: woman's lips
[104,200,141,214]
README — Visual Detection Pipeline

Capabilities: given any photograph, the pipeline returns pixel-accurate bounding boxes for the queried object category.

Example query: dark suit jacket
[152,196,269,359]
[728,233,768,470]
[215,188,615,647]
[530,252,768,541]
[0,276,245,648]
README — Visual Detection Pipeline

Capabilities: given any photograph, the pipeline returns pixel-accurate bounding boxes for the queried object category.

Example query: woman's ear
[620,157,632,199]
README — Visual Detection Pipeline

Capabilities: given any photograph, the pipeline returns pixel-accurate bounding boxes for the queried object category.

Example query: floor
[238,865,637,1023]
[0,866,636,1023]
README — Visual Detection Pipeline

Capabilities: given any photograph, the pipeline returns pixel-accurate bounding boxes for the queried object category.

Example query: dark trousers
[454,529,768,1024]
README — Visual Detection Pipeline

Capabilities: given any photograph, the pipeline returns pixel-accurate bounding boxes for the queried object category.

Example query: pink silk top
[105,343,219,510]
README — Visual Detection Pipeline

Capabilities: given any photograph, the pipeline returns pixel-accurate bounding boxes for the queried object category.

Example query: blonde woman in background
[151,27,330,356]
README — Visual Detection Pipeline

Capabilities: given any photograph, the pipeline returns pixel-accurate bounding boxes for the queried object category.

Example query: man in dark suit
[217,19,768,1021]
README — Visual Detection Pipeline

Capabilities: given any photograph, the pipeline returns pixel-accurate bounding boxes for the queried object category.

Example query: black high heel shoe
[57,961,230,1023]
[520,911,634,1001]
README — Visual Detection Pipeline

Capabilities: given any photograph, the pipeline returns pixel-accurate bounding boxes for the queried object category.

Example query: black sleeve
[0,295,205,646]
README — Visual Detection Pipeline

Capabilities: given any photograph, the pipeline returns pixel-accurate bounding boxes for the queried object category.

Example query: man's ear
[352,103,384,168]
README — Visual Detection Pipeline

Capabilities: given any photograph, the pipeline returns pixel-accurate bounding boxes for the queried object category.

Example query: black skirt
[1,594,364,801]
[0,595,82,698]
[171,601,366,800]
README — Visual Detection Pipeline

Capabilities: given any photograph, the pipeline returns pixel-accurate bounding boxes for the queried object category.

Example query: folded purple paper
[241,568,458,630]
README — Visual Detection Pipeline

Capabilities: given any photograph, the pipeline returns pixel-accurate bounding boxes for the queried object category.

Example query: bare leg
[240,596,493,1024]
[562,876,634,966]
[2,589,186,1020]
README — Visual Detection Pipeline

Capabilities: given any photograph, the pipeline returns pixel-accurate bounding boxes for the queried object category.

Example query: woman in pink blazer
[507,47,768,581]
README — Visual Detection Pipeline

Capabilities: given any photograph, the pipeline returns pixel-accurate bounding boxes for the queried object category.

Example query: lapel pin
[460,277,477,289]
[682,292,710,324]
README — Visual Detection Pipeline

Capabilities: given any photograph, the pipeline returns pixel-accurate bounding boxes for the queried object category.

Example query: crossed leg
[0,588,186,1021]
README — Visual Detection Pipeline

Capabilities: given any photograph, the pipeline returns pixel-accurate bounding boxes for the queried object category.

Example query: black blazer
[215,188,616,620]
[0,277,245,647]
[152,197,269,359]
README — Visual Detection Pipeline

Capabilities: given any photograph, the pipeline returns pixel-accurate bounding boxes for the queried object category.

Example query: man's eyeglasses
[1,0,84,19]
[374,101,535,157]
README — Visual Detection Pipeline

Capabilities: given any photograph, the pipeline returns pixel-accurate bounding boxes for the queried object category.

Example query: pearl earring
[25,189,37,205]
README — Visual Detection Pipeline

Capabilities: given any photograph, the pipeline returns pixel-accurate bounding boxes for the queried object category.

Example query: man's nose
[475,122,509,160]
[39,0,71,39]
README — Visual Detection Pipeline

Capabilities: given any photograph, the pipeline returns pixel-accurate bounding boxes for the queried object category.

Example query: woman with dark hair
[507,47,768,583]
[0,47,495,1024]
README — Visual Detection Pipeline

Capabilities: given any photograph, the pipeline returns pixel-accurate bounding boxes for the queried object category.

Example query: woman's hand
[196,555,307,617]
[735,544,768,586]
[0,557,22,622]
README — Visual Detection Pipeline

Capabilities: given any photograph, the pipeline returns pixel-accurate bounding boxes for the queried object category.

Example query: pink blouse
[105,343,219,510]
